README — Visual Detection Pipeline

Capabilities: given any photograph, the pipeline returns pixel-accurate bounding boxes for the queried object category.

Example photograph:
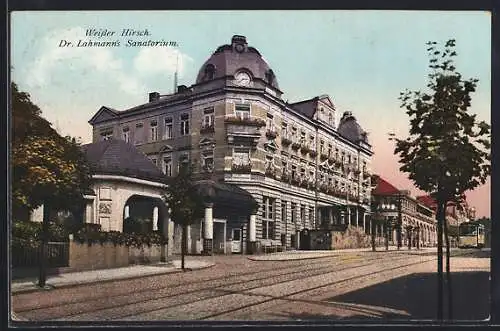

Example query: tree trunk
[38,202,50,288]
[436,200,445,320]
[181,223,187,270]
[443,211,452,320]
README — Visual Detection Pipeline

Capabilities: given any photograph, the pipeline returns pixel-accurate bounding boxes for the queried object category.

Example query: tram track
[14,249,478,321]
[16,253,410,321]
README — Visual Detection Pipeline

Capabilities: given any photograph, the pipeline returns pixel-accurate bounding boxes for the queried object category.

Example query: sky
[10,10,491,218]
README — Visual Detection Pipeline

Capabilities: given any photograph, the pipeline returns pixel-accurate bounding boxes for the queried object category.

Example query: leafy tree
[391,40,490,320]
[11,82,92,219]
[162,164,204,270]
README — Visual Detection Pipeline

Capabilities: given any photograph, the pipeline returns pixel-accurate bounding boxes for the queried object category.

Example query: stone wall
[68,240,169,272]
[129,245,164,264]
[69,240,129,272]
[331,226,372,250]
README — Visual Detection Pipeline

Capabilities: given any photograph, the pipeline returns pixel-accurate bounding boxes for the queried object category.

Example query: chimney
[149,92,160,102]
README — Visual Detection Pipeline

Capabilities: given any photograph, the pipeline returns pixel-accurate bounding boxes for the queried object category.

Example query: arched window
[204,64,216,80]
[265,69,275,84]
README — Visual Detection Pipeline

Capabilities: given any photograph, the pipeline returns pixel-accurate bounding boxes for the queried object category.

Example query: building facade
[372,176,438,248]
[88,35,374,253]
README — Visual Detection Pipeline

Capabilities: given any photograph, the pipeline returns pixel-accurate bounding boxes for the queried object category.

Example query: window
[150,156,158,167]
[291,203,297,224]
[100,130,113,141]
[135,123,144,145]
[205,64,216,80]
[281,202,287,223]
[267,114,274,131]
[178,153,190,172]
[262,197,276,239]
[328,144,332,156]
[320,140,325,153]
[300,131,306,143]
[309,207,315,227]
[292,127,298,140]
[300,205,306,224]
[180,114,190,136]
[122,127,129,143]
[162,155,172,176]
[202,107,215,128]
[291,165,297,179]
[150,120,158,141]
[232,148,250,166]
[202,150,214,172]
[164,117,173,139]
[235,104,250,119]
[265,155,273,169]
[281,122,288,137]
[309,135,315,149]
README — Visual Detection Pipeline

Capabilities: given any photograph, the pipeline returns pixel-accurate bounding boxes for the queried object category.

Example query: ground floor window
[262,196,276,239]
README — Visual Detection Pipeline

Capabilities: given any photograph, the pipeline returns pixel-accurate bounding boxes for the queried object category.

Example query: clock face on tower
[234,72,251,86]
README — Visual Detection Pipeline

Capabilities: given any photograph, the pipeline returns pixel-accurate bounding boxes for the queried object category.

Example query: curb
[246,249,433,261]
[11,262,215,295]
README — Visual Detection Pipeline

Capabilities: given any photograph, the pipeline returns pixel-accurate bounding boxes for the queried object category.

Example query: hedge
[12,221,166,248]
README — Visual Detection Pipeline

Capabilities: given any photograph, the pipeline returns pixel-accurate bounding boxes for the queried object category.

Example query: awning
[194,180,258,215]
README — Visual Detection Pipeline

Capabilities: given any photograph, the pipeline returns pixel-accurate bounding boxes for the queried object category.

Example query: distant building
[416,195,470,227]
[88,35,374,254]
[372,176,437,247]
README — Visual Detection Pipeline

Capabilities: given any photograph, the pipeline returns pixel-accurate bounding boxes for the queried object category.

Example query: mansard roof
[289,95,335,119]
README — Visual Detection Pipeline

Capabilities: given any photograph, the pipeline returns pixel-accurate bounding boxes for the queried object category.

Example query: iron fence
[12,242,69,268]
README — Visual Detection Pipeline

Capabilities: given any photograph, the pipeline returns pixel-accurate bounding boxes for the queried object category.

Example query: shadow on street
[270,271,489,321]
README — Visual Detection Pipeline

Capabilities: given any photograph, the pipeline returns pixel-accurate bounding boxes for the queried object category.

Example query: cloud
[25,27,146,97]
[133,47,193,78]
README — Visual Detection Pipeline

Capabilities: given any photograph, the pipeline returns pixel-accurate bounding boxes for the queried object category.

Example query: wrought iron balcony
[231,163,252,173]
[200,124,215,134]
[265,129,278,140]
[224,115,266,127]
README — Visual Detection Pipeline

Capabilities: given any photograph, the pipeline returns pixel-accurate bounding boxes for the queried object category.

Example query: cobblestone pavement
[11,249,489,322]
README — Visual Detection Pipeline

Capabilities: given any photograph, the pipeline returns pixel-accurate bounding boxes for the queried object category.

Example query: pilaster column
[152,206,159,231]
[124,205,130,219]
[347,207,351,227]
[248,214,257,254]
[203,203,214,255]
[85,202,93,223]
[363,213,366,233]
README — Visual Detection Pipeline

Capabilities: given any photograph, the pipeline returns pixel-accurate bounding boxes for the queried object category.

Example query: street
[12,249,490,322]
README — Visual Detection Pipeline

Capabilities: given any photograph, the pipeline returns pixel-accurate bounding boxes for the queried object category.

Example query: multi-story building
[372,176,437,247]
[88,35,373,254]
[416,195,471,226]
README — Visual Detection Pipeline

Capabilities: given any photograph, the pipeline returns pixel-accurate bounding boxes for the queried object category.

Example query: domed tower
[337,111,371,148]
[194,35,281,97]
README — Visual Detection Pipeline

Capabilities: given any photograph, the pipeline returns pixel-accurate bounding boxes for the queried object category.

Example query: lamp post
[416,225,421,250]
[371,215,376,252]
[407,225,413,250]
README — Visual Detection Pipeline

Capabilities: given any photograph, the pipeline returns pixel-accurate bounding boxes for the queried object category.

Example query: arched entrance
[122,195,169,234]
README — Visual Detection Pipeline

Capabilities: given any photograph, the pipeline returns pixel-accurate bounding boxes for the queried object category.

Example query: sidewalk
[11,259,214,294]
[248,246,438,261]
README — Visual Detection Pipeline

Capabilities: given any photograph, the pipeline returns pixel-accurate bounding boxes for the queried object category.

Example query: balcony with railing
[265,128,278,140]
[200,124,215,134]
[225,115,264,145]
[231,163,252,174]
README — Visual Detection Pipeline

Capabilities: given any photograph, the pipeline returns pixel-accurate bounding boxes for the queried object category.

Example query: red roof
[416,195,436,209]
[372,177,400,195]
